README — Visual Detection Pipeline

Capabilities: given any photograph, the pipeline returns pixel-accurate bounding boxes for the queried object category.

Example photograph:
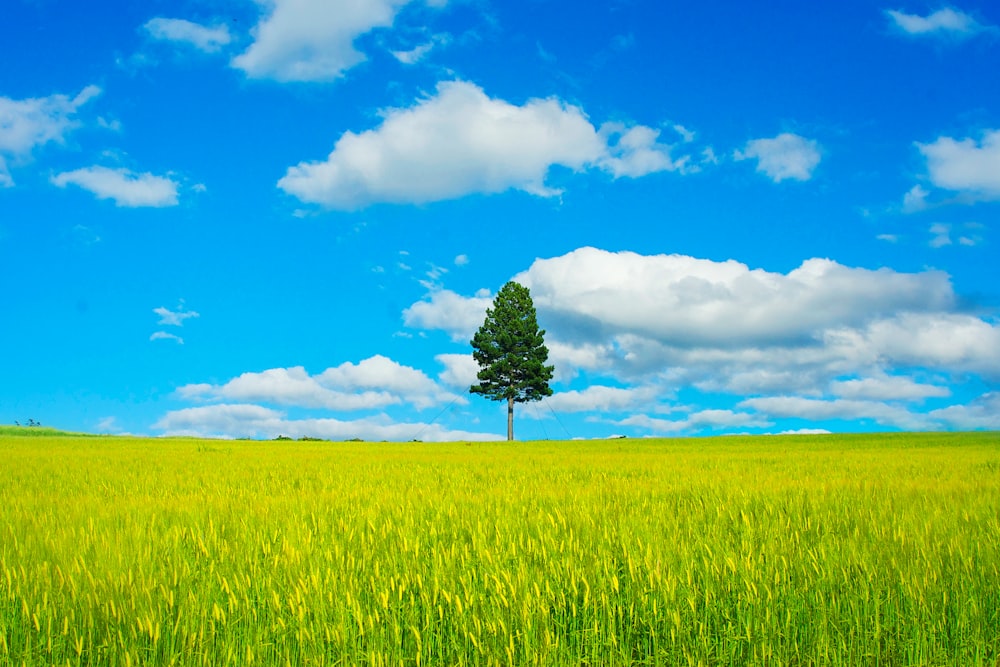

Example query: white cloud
[150,331,184,344]
[406,247,1000,399]
[153,403,501,441]
[176,356,463,411]
[0,86,100,185]
[929,222,952,247]
[917,130,1000,200]
[739,396,931,430]
[877,234,900,243]
[435,353,479,389]
[616,410,771,434]
[829,375,950,401]
[144,18,232,52]
[403,287,494,341]
[278,81,690,209]
[902,184,930,213]
[928,393,1000,429]
[546,385,661,413]
[154,303,199,326]
[454,254,469,266]
[735,133,821,182]
[51,166,179,207]
[233,0,432,82]
[886,8,994,38]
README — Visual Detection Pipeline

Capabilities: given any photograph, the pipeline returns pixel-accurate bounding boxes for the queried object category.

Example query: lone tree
[470,281,554,440]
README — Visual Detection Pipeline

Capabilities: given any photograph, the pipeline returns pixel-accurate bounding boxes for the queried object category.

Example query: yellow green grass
[2,430,999,665]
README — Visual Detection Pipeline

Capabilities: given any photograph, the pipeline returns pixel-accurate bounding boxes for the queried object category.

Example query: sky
[1,0,998,441]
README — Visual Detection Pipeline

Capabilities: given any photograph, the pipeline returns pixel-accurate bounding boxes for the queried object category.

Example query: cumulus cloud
[435,353,479,389]
[278,81,692,209]
[735,133,821,182]
[233,0,439,82]
[144,18,233,52]
[0,85,100,186]
[51,166,179,207]
[176,356,463,411]
[902,184,930,213]
[928,393,1000,429]
[886,7,994,38]
[917,130,1000,201]
[403,286,494,341]
[154,403,500,441]
[406,247,1000,401]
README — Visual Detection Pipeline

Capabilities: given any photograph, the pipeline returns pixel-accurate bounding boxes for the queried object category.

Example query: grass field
[1,429,999,666]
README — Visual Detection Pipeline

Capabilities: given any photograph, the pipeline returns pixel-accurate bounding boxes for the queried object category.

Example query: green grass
[1,431,999,665]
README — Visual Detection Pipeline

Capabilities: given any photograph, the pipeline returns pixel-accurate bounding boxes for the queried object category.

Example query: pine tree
[470,281,554,440]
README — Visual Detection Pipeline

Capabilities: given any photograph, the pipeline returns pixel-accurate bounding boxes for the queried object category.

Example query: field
[1,430,999,666]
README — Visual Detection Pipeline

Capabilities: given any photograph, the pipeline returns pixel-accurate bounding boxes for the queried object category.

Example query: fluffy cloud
[177,356,463,411]
[278,81,691,209]
[735,133,821,182]
[917,130,1000,200]
[0,86,100,186]
[928,393,1000,430]
[51,166,179,207]
[435,353,479,389]
[403,286,494,341]
[885,8,994,38]
[154,403,500,441]
[144,18,233,52]
[406,247,1000,397]
[233,0,433,82]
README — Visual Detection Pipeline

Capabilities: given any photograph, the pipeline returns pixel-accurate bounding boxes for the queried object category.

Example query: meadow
[1,429,998,666]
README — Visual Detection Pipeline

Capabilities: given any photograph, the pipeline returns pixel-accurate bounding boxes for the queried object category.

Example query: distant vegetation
[1,431,998,665]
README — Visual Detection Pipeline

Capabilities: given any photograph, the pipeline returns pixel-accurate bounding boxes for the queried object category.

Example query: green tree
[470,281,555,440]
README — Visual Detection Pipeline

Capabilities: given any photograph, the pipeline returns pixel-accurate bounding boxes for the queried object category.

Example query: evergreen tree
[470,281,554,440]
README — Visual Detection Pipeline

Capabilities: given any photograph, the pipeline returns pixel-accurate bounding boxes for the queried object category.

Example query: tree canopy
[470,281,554,440]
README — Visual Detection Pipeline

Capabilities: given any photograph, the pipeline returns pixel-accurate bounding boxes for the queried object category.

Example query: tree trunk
[507,396,514,441]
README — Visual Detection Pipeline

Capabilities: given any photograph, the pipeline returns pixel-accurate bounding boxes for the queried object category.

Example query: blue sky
[2,0,998,440]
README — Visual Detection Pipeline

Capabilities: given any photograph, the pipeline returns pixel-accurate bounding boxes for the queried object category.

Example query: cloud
[176,356,463,411]
[929,223,952,248]
[144,18,233,52]
[150,331,184,344]
[403,286,494,341]
[735,133,821,182]
[616,410,772,434]
[829,375,950,401]
[154,303,200,326]
[545,385,661,413]
[406,247,1000,398]
[917,130,1000,201]
[885,7,994,39]
[740,396,934,430]
[435,353,479,389]
[454,254,469,266]
[51,166,179,207]
[153,403,501,441]
[278,81,692,209]
[0,86,100,186]
[233,0,438,82]
[928,393,1000,429]
[902,184,930,213]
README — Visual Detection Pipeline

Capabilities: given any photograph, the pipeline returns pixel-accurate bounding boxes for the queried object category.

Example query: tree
[470,281,554,440]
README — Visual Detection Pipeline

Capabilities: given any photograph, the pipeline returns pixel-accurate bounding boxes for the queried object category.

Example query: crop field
[1,430,999,666]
